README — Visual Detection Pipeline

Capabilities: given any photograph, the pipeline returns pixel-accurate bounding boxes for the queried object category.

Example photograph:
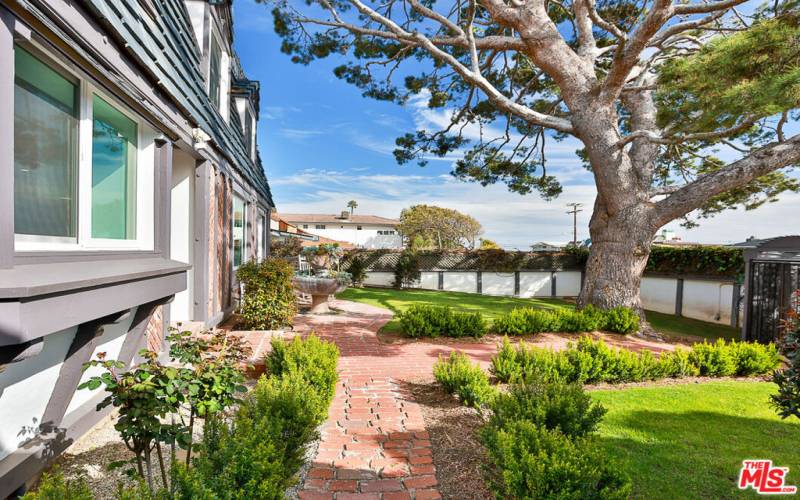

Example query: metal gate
[746,260,800,343]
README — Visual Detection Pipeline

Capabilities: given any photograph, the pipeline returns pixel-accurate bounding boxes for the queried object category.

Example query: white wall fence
[363,271,740,327]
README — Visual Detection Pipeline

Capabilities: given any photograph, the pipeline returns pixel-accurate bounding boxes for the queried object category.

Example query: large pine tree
[267,0,800,316]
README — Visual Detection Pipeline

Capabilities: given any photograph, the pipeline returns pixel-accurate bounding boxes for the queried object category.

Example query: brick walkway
[292,301,442,500]
[238,299,677,500]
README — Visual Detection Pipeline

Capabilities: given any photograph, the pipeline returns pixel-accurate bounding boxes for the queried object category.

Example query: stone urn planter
[293,275,341,314]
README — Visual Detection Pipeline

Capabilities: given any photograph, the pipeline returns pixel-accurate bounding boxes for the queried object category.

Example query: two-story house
[0,0,273,494]
[281,212,403,249]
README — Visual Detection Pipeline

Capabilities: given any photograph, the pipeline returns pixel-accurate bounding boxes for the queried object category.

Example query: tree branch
[619,118,757,146]
[674,0,749,15]
[654,133,800,225]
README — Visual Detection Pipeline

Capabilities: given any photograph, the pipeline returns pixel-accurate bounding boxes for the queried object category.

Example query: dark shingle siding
[81,0,272,205]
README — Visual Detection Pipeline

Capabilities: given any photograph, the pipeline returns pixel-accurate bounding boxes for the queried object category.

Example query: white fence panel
[482,272,515,296]
[683,280,733,325]
[443,272,478,293]
[419,272,439,290]
[640,277,677,315]
[363,272,394,287]
[519,272,552,298]
[556,271,582,297]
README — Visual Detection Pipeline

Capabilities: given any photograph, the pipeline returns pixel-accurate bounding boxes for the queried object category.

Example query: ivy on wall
[342,245,744,278]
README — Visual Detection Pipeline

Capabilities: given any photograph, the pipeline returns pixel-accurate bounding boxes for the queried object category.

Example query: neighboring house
[0,0,273,494]
[281,212,403,249]
[530,242,563,252]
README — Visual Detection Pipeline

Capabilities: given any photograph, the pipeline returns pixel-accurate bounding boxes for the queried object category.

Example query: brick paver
[238,299,676,499]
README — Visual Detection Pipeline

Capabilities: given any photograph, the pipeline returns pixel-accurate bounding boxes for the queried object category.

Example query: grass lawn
[338,286,739,340]
[593,382,800,499]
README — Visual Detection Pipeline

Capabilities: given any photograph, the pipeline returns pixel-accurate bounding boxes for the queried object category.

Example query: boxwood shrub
[491,336,780,385]
[492,306,639,336]
[480,420,631,499]
[433,351,495,407]
[236,258,297,330]
[180,335,340,498]
[398,305,487,338]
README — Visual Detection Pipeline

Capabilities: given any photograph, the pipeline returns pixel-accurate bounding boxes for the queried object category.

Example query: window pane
[233,195,245,267]
[209,38,221,109]
[244,107,252,156]
[14,47,78,237]
[91,95,137,240]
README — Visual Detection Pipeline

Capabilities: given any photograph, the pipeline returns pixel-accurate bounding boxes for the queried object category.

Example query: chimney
[340,211,350,220]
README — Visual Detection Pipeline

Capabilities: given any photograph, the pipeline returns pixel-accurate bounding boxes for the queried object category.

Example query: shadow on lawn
[599,409,800,498]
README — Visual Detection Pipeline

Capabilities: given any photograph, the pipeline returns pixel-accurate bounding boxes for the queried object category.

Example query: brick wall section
[145,305,164,352]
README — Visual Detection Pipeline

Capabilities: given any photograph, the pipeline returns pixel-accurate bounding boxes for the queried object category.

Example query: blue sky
[233,0,800,249]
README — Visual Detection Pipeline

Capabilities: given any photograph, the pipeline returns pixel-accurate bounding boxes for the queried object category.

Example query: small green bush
[236,258,297,330]
[659,348,700,378]
[491,305,640,336]
[21,469,92,500]
[345,256,368,286]
[489,381,607,438]
[689,339,738,376]
[398,305,487,338]
[731,341,780,376]
[480,421,631,500]
[604,307,640,334]
[393,250,421,288]
[188,373,323,499]
[267,334,340,421]
[433,351,495,407]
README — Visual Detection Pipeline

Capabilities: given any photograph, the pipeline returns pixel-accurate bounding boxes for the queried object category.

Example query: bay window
[13,45,154,251]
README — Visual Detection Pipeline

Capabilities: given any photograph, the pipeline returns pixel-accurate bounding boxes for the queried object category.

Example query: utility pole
[566,203,583,246]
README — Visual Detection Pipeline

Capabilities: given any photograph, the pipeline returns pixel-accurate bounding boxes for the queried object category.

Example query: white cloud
[279,128,325,140]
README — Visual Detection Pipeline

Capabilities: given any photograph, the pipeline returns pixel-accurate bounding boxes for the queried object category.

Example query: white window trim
[232,193,247,270]
[13,43,155,253]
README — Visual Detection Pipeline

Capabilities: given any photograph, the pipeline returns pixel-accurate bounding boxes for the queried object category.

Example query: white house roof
[278,213,399,225]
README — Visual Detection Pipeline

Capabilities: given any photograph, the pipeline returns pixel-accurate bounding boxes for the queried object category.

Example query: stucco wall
[359,271,735,325]
[0,328,75,461]
[291,224,403,249]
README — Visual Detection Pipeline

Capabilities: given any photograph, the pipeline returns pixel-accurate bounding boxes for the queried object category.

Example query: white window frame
[256,209,266,261]
[232,193,247,270]
[13,42,155,253]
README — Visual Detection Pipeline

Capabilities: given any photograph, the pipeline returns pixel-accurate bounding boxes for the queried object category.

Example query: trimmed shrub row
[236,258,297,330]
[493,306,640,335]
[399,304,640,338]
[492,336,780,385]
[176,334,339,498]
[399,305,487,338]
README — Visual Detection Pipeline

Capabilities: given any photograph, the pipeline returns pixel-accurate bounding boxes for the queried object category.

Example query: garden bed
[409,378,798,499]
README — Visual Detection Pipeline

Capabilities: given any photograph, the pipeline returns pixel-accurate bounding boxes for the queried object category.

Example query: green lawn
[592,382,800,499]
[338,286,739,340]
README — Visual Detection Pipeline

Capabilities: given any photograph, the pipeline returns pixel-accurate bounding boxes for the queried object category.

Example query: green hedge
[492,337,780,385]
[492,306,639,335]
[398,305,487,338]
[236,258,297,330]
[181,334,339,498]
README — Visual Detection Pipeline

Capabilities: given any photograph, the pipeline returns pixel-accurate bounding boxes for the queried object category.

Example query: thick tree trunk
[577,200,657,315]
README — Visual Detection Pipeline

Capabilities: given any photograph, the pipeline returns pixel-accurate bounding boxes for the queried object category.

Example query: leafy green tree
[479,238,502,249]
[398,204,483,249]
[347,199,358,215]
[267,0,800,315]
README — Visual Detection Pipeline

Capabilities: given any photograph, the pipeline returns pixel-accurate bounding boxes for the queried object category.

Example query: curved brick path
[260,299,676,500]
